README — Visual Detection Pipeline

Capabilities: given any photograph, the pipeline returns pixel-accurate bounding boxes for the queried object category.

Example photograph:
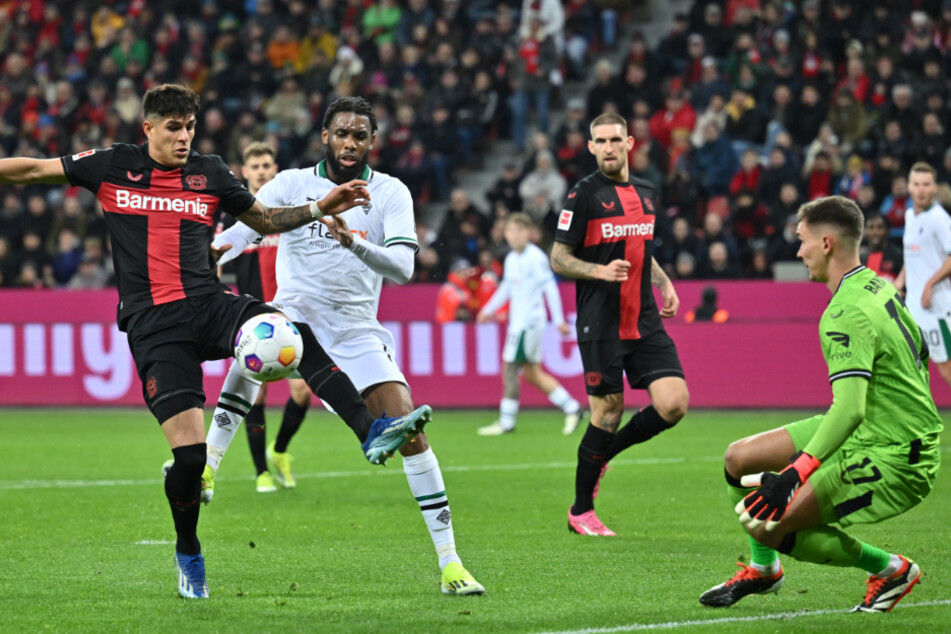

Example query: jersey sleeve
[60,147,115,192]
[820,306,876,383]
[554,184,589,247]
[213,155,256,217]
[382,181,418,252]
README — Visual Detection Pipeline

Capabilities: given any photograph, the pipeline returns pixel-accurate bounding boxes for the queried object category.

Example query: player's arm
[802,376,867,460]
[651,256,679,318]
[895,266,905,295]
[211,221,262,265]
[236,180,370,235]
[0,158,69,185]
[324,215,415,284]
[550,241,629,281]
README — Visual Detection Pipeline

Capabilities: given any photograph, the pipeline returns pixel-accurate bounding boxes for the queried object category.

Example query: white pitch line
[134,540,174,545]
[0,456,721,491]
[536,599,951,633]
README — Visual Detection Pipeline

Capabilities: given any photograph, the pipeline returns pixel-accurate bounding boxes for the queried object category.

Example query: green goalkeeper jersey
[819,266,943,448]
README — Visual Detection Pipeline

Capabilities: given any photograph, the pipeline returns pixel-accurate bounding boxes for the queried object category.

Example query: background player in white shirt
[475,213,583,435]
[896,161,951,387]
[206,97,484,595]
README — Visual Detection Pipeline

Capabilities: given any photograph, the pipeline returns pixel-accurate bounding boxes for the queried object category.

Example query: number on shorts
[844,456,882,485]
[885,293,922,369]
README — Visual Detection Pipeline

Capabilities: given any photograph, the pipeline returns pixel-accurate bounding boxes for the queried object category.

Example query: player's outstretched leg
[162,442,208,599]
[402,445,485,595]
[569,422,615,536]
[362,406,432,465]
[175,550,209,599]
[852,555,921,613]
[245,401,277,493]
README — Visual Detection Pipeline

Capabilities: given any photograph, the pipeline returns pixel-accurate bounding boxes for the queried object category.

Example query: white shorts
[502,324,544,364]
[276,303,407,394]
[911,311,951,364]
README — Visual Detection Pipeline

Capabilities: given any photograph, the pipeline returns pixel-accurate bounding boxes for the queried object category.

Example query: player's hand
[210,243,232,264]
[922,284,933,309]
[324,215,354,248]
[557,322,571,337]
[735,452,820,532]
[316,180,370,216]
[659,282,679,318]
[476,310,492,324]
[598,259,630,282]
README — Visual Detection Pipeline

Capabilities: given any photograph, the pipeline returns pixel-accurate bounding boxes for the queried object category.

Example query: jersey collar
[316,159,371,181]
[834,265,867,296]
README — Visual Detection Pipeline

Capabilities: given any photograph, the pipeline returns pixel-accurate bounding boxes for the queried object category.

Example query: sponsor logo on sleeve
[72,150,96,160]
[825,331,850,347]
[558,210,573,230]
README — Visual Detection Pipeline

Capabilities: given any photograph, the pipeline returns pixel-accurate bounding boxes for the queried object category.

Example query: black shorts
[125,291,276,423]
[578,331,685,396]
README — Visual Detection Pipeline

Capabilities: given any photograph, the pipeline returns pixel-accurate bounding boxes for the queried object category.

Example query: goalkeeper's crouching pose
[700,196,943,613]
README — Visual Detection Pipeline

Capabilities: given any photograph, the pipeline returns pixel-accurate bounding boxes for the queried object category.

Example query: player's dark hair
[589,113,628,139]
[507,212,534,228]
[865,211,890,229]
[796,195,864,246]
[142,84,200,120]
[910,161,937,180]
[242,141,276,163]
[322,96,378,133]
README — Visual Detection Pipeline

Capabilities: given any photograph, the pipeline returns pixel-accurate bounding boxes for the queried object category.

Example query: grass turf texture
[1,408,949,633]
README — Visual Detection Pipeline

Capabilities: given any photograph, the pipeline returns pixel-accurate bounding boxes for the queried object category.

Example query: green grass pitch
[1,408,949,632]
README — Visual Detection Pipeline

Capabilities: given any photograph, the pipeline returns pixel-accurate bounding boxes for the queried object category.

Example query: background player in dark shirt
[0,84,431,599]
[860,213,902,284]
[551,113,689,536]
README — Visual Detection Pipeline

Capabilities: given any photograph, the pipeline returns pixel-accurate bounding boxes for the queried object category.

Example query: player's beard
[599,156,624,178]
[326,147,369,183]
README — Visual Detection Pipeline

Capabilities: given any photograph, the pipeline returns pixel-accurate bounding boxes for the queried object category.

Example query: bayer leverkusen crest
[185,174,207,190]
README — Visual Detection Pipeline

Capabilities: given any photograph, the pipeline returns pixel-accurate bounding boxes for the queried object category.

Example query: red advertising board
[1,283,949,409]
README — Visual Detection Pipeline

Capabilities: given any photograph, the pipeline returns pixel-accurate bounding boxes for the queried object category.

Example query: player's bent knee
[723,440,752,477]
[154,392,205,425]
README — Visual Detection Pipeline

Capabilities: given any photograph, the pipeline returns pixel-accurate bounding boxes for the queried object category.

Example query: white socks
[499,398,519,431]
[205,360,261,471]
[548,386,580,414]
[403,448,461,570]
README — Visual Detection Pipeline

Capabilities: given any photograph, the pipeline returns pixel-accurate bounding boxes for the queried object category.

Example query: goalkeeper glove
[735,451,821,531]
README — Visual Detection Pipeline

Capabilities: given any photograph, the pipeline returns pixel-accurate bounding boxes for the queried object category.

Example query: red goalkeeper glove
[735,452,821,532]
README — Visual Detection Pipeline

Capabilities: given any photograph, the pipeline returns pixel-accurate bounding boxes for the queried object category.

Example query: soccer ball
[234,313,303,382]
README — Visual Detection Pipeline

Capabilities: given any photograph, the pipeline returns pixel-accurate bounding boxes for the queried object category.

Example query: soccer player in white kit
[897,161,951,387]
[205,97,484,595]
[476,213,584,436]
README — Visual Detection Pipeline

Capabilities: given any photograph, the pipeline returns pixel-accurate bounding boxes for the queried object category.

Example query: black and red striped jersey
[554,170,662,342]
[61,143,255,328]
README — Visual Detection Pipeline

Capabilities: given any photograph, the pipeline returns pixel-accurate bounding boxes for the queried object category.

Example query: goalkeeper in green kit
[700,196,943,613]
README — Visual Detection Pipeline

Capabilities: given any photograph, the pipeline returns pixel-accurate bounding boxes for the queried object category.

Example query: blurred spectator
[487,163,524,212]
[860,212,902,283]
[724,87,765,158]
[768,182,802,237]
[519,150,566,235]
[768,213,801,263]
[760,147,799,209]
[691,93,728,148]
[674,251,697,279]
[695,212,741,271]
[732,188,769,242]
[691,121,737,198]
[804,150,838,201]
[730,148,762,197]
[585,58,623,123]
[835,154,871,200]
[363,0,403,45]
[789,84,828,149]
[0,236,14,287]
[879,174,910,229]
[649,80,697,152]
[684,286,730,323]
[658,216,699,275]
[509,14,557,151]
[826,90,868,157]
[436,189,490,267]
[698,241,743,279]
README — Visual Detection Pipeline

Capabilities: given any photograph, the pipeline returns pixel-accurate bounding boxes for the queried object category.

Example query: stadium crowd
[0,0,950,290]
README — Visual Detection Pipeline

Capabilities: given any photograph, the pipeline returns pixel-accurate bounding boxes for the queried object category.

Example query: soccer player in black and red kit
[0,84,431,598]
[551,112,690,536]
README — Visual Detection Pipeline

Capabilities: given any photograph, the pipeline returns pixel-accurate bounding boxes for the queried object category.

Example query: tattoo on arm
[550,242,598,280]
[651,257,671,288]
[237,199,314,235]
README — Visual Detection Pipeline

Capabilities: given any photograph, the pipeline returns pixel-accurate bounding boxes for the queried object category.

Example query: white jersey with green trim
[903,200,951,317]
[256,161,418,328]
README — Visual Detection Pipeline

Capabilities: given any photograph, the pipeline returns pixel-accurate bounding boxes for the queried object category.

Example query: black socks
[245,404,268,475]
[571,424,614,515]
[606,406,675,460]
[165,443,205,555]
[275,397,308,453]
